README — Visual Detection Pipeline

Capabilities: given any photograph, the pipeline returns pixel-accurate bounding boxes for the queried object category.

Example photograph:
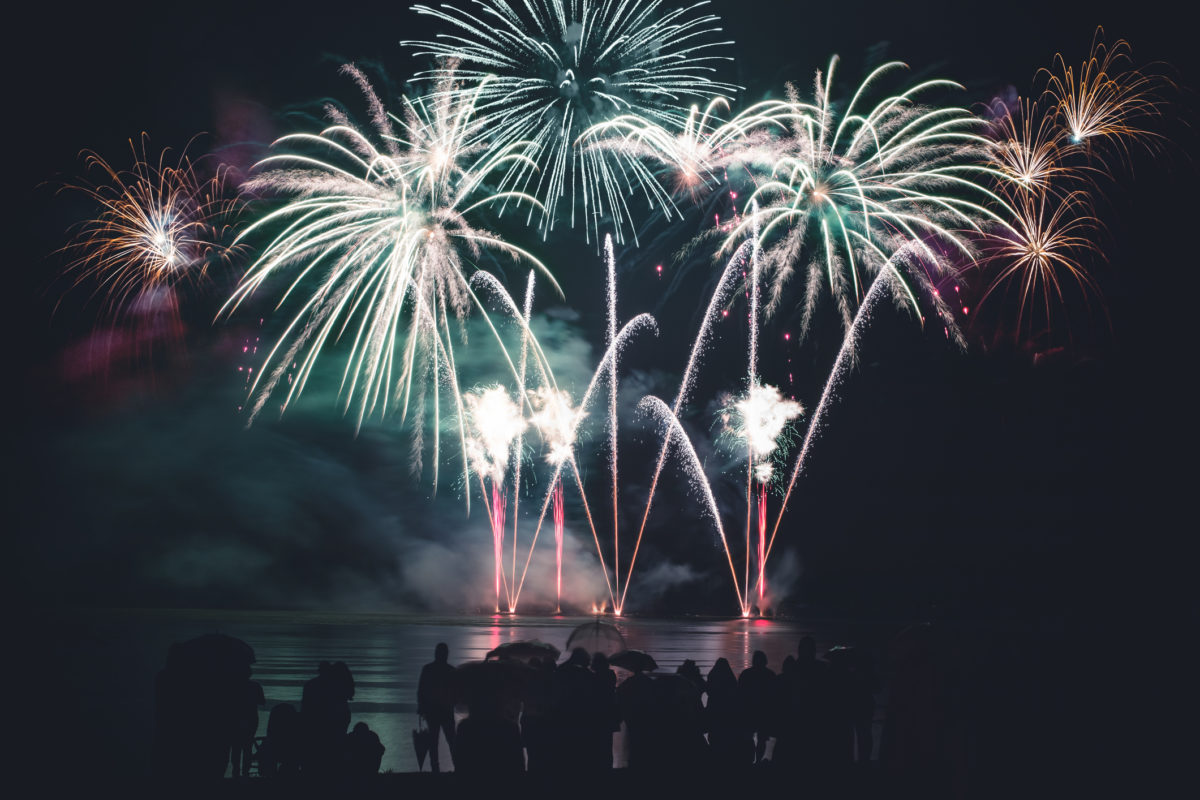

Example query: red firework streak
[757,483,768,604]
[553,481,565,613]
[491,482,506,612]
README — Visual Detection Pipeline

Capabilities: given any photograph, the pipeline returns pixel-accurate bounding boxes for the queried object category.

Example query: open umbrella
[565,620,626,657]
[609,649,658,673]
[485,640,561,663]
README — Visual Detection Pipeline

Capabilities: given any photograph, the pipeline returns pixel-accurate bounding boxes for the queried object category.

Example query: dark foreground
[63,764,1136,800]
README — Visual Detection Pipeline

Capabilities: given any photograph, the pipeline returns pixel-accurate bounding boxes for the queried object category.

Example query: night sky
[9,0,1195,624]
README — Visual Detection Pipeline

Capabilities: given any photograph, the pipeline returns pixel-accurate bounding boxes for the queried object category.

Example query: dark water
[37,608,898,776]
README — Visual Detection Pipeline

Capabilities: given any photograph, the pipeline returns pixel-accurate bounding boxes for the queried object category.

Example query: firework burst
[726,56,1005,345]
[59,135,238,342]
[977,186,1102,334]
[1041,28,1166,165]
[404,0,738,244]
[222,65,557,489]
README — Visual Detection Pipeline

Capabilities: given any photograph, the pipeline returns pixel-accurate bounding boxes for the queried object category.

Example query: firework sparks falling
[404,0,738,243]
[222,66,554,493]
[726,57,1003,344]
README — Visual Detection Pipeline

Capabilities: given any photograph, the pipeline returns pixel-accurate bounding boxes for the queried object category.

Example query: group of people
[154,650,383,781]
[155,634,903,779]
[416,636,878,775]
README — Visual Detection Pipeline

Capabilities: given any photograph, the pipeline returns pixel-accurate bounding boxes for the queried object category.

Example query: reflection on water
[53,609,895,775]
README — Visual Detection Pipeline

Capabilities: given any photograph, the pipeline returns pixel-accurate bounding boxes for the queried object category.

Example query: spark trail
[764,265,897,563]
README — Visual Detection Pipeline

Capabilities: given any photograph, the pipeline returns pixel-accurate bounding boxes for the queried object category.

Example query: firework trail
[527,385,584,611]
[222,66,557,494]
[464,384,528,610]
[404,0,738,244]
[764,263,898,563]
[509,271,537,603]
[638,395,747,613]
[59,135,238,353]
[513,312,659,612]
[726,56,1005,346]
[605,236,620,601]
[619,238,751,612]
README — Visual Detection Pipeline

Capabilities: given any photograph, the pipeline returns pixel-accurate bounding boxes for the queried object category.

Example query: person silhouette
[738,650,777,764]
[345,721,385,777]
[417,643,457,772]
[228,675,265,777]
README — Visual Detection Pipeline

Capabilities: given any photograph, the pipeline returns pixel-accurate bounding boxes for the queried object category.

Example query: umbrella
[824,645,857,664]
[609,649,658,673]
[485,640,561,664]
[565,619,626,657]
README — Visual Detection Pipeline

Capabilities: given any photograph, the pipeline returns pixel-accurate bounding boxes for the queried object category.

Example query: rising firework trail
[639,395,747,614]
[527,385,583,611]
[605,236,620,603]
[513,312,659,613]
[619,238,751,612]
[404,0,738,244]
[764,265,897,563]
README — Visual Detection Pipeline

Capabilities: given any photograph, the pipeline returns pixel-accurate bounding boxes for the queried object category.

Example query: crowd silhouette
[153,624,965,786]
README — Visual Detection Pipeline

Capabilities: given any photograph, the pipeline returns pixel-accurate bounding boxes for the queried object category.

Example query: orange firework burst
[58,135,239,332]
[1041,28,1167,167]
[986,96,1076,196]
[978,186,1103,333]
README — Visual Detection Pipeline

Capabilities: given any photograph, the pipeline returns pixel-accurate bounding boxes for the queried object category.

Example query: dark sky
[9,0,1194,619]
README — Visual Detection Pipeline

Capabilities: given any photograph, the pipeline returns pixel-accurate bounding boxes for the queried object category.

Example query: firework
[404,0,738,244]
[639,395,746,612]
[59,135,237,347]
[977,187,1102,334]
[580,97,795,199]
[720,382,803,607]
[621,238,750,612]
[463,384,527,610]
[222,66,556,493]
[528,385,584,610]
[1041,29,1165,163]
[726,56,1005,345]
[765,264,898,565]
[985,96,1075,196]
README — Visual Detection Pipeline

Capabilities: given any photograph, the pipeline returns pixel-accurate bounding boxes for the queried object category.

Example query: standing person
[229,675,266,777]
[738,650,777,764]
[417,643,457,772]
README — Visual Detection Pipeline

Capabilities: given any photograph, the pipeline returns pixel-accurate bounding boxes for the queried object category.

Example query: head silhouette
[752,650,768,669]
[798,636,816,662]
[434,642,449,663]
